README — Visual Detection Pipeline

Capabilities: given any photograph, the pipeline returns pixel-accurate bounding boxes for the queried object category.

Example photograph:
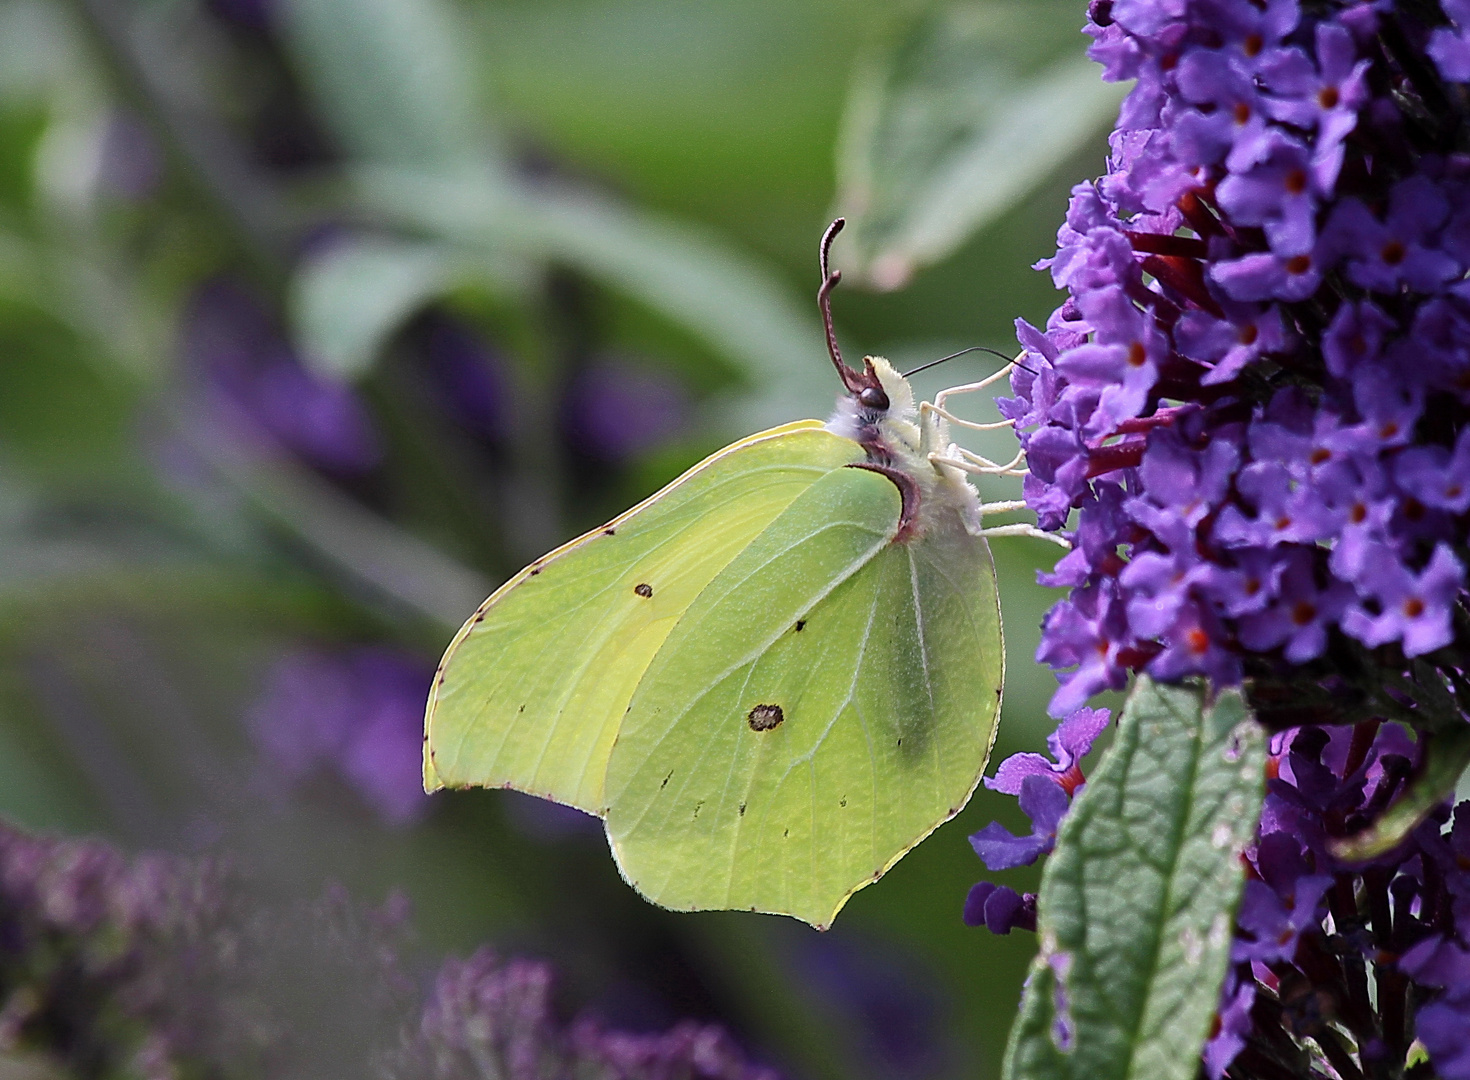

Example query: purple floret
[984,705,1110,796]
[962,883,1037,935]
[1431,0,1470,82]
[969,775,1070,872]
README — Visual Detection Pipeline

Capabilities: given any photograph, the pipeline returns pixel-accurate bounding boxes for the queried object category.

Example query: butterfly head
[824,355,918,452]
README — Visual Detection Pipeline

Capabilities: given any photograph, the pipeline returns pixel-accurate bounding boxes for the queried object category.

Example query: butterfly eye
[858,386,889,410]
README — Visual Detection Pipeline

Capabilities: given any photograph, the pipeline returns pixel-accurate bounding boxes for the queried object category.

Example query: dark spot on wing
[693,801,704,819]
[474,612,485,623]
[661,770,673,789]
[634,583,654,598]
[604,528,616,536]
[530,568,541,577]
[747,704,784,731]
[896,738,902,748]
[839,798,847,808]
[795,619,806,632]
[738,802,746,816]
[518,705,525,713]
[783,828,789,838]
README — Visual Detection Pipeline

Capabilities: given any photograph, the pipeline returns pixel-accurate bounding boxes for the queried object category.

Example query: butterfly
[423,219,1053,929]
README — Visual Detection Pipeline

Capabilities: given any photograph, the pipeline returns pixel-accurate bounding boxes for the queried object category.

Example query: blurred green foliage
[0,0,1117,1076]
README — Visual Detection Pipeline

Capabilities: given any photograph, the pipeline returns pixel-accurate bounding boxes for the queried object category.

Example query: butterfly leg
[976,522,1071,548]
[929,454,1070,548]
[919,401,1015,434]
[927,449,1027,478]
[957,446,1028,476]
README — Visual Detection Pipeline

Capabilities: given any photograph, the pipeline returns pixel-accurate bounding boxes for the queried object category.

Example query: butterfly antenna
[902,346,1007,378]
[902,346,1039,379]
[818,219,864,394]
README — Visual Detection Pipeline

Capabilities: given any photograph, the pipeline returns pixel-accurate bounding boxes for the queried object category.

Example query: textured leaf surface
[607,469,1002,928]
[1003,679,1265,1080]
[833,2,1125,290]
[424,423,862,813]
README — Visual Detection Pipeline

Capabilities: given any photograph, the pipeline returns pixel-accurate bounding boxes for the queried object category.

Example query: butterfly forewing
[604,466,1003,928]
[424,422,865,813]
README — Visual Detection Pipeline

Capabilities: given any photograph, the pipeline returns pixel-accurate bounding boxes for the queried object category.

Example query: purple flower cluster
[0,824,233,1074]
[1002,0,1470,718]
[0,822,781,1080]
[968,711,1470,1080]
[1201,720,1470,1080]
[401,949,779,1080]
[970,3,1470,1076]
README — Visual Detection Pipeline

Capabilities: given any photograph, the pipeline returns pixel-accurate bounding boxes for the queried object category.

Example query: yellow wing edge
[422,419,828,794]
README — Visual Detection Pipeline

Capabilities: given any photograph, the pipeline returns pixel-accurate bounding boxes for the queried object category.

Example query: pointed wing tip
[616,871,853,931]
[422,749,444,793]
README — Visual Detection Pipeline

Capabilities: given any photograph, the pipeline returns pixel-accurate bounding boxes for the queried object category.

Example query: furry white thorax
[824,356,984,537]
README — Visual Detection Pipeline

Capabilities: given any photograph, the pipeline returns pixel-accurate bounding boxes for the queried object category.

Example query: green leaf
[289,237,453,379]
[1331,723,1470,862]
[358,168,833,422]
[834,4,1125,290]
[279,0,490,168]
[1003,679,1266,1080]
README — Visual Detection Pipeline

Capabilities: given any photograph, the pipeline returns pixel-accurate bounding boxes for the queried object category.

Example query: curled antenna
[903,346,1039,379]
[818,219,864,395]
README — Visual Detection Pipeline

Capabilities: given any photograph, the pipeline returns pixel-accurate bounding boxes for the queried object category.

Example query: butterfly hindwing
[424,422,865,813]
[603,465,1003,928]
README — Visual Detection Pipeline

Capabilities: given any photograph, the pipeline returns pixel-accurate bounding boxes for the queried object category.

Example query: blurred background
[0,0,1123,1076]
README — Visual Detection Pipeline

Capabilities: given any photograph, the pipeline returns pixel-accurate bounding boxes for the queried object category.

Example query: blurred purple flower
[1431,0,1470,82]
[1201,968,1254,1080]
[501,790,602,841]
[206,0,273,31]
[0,824,780,1080]
[788,933,947,1080]
[246,645,434,826]
[560,357,690,463]
[97,110,162,202]
[182,280,382,477]
[415,313,510,440]
[409,947,782,1080]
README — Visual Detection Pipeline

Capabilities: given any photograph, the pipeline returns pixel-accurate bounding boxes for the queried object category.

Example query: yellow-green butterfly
[424,220,1047,929]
